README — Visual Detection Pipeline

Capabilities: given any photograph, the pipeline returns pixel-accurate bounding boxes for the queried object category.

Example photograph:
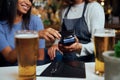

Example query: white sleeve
[89,2,105,35]
[80,2,105,56]
[80,41,94,56]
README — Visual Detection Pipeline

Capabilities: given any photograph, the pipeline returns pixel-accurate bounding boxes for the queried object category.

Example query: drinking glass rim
[15,30,39,38]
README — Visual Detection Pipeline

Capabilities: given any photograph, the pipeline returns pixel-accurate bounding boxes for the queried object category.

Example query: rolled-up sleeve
[80,2,105,56]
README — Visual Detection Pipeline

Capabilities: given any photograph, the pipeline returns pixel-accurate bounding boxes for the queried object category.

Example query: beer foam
[15,34,38,38]
[94,33,115,37]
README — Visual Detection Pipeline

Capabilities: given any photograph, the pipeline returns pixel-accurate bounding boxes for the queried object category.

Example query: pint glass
[93,28,115,76]
[15,30,39,80]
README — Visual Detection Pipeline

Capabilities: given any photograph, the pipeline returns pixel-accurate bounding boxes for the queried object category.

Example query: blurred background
[32,0,120,25]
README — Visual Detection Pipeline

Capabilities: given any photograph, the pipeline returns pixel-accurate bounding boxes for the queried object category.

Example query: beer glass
[93,28,115,76]
[15,30,39,80]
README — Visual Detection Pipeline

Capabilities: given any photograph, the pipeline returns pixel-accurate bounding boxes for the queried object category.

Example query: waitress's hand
[38,28,61,41]
[58,37,82,53]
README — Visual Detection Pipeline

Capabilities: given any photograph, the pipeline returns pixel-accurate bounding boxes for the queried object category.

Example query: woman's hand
[48,44,62,60]
[48,44,58,60]
[38,28,61,41]
[58,37,82,53]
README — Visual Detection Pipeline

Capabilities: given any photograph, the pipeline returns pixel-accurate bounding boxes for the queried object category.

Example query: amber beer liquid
[15,31,39,80]
[94,33,115,76]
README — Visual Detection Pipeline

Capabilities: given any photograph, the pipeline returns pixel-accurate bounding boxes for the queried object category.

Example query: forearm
[38,48,44,60]
[1,46,17,63]
[7,50,17,63]
[80,42,94,56]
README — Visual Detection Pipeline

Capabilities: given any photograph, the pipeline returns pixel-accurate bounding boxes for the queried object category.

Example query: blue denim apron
[62,3,94,62]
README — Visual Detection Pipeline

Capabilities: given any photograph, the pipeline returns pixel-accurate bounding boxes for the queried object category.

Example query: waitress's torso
[62,2,91,44]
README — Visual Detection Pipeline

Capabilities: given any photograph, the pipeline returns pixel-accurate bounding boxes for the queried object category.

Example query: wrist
[76,43,82,54]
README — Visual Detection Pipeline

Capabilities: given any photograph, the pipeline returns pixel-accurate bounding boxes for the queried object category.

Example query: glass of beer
[15,30,39,80]
[93,28,115,76]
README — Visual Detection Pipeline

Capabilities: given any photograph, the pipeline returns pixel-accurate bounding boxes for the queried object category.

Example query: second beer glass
[93,28,115,76]
[15,30,39,80]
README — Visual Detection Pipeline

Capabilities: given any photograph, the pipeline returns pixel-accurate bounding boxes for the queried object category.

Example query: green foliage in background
[114,41,120,58]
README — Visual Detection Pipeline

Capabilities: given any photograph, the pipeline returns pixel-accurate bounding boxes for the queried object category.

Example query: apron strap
[64,5,71,18]
[82,2,88,17]
[64,2,88,18]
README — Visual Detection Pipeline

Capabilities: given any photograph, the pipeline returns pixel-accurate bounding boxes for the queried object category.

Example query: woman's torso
[0,15,45,49]
[0,15,45,66]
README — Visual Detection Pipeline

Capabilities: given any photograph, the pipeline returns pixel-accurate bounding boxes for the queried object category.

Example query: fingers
[58,44,69,52]
[59,42,82,52]
[75,36,79,42]
[42,31,56,41]
[39,28,61,41]
[46,28,61,39]
[48,45,59,60]
[48,48,56,60]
